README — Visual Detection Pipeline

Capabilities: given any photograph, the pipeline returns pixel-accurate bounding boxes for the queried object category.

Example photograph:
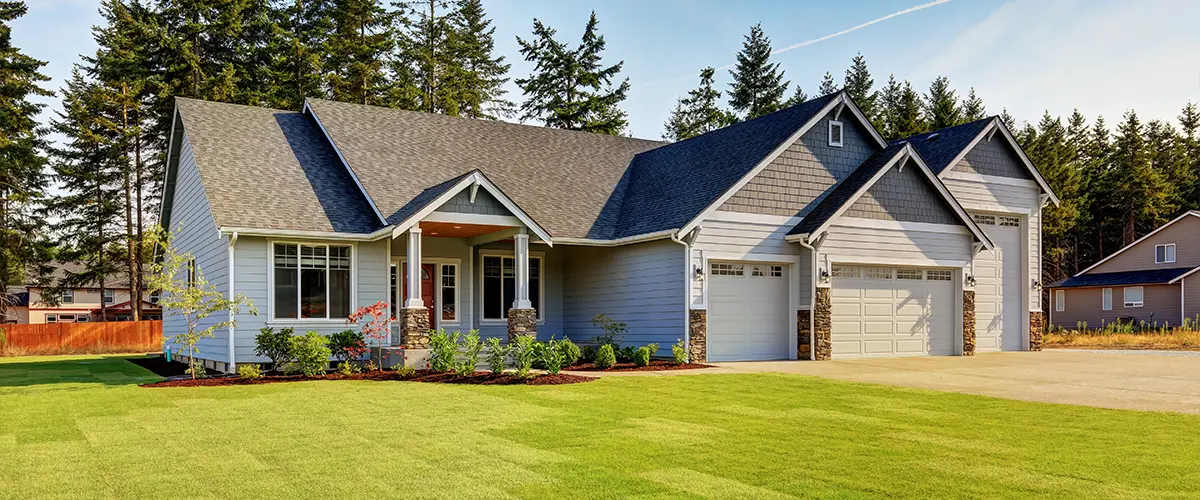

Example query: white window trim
[76,315,90,323]
[62,289,74,304]
[1155,243,1176,264]
[267,240,358,324]
[1102,288,1112,311]
[103,289,114,304]
[1054,290,1065,312]
[1123,286,1144,308]
[46,314,57,323]
[479,251,545,324]
[393,257,462,329]
[828,120,844,147]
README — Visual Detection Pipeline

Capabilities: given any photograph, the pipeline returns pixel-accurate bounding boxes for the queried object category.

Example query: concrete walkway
[571,350,1200,414]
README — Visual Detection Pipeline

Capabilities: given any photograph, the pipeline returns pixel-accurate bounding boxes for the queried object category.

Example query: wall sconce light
[819,268,830,284]
[694,265,705,281]
[965,274,977,288]
[1031,279,1043,292]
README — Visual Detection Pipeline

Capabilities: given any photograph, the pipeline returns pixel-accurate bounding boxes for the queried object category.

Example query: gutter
[796,235,819,361]
[669,228,700,359]
[218,225,395,242]
[552,229,679,247]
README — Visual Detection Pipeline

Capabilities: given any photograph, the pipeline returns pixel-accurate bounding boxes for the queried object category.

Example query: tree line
[0,2,1196,320]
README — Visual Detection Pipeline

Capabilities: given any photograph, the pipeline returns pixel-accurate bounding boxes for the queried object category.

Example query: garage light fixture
[819,268,830,284]
[694,265,705,281]
[1031,279,1042,292]
[965,274,977,288]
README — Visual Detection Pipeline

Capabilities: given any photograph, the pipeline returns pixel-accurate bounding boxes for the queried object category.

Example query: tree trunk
[97,179,108,323]
[122,84,140,322]
[134,119,144,322]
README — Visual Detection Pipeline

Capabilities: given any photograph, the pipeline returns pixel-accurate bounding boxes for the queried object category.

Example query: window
[999,216,1020,227]
[769,265,784,277]
[864,267,892,280]
[972,214,996,225]
[62,289,74,304]
[1124,286,1144,308]
[1155,244,1176,264]
[76,315,89,323]
[59,314,75,323]
[482,255,541,320]
[897,269,923,280]
[927,269,953,281]
[828,120,844,147]
[273,243,352,320]
[831,266,859,279]
[1056,290,1065,312]
[46,314,57,323]
[710,263,743,276]
[103,289,114,304]
[186,258,196,288]
[1102,288,1112,311]
[149,291,160,304]
[389,264,398,318]
[751,265,765,277]
[441,264,456,321]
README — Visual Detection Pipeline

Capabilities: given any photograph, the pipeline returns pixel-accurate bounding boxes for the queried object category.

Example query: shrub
[672,339,688,364]
[427,329,460,372]
[559,337,581,366]
[238,364,263,380]
[594,343,616,370]
[394,365,416,378]
[581,345,597,363]
[254,327,294,372]
[328,329,366,363]
[542,339,566,375]
[634,347,651,367]
[591,314,627,346]
[530,340,549,369]
[287,331,331,378]
[616,345,638,363]
[457,330,483,375]
[510,334,538,378]
[337,361,360,375]
[484,337,508,374]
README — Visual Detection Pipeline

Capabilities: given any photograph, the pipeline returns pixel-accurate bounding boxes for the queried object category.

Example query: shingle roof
[175,98,382,234]
[1050,267,1195,288]
[787,143,909,236]
[892,118,993,174]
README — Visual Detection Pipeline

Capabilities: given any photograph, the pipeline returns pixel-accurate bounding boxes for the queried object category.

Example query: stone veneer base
[813,288,832,361]
[1029,311,1045,351]
[797,309,812,360]
[688,309,707,363]
[507,308,537,342]
[962,290,976,356]
[399,307,431,348]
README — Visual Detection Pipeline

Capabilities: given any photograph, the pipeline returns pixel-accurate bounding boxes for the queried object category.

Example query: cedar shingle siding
[952,136,1032,180]
[719,114,875,217]
[843,160,960,224]
[434,189,512,216]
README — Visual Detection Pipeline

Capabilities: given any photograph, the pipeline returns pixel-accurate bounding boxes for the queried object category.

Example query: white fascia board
[551,229,679,247]
[807,148,907,238]
[937,118,1060,206]
[390,171,555,245]
[1076,211,1200,276]
[302,99,388,225]
[157,103,181,231]
[904,145,995,251]
[220,226,394,241]
[839,92,888,149]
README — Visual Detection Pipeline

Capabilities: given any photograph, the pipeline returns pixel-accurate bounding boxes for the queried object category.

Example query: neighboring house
[159,91,1057,373]
[2,288,28,324]
[1049,211,1200,328]
[21,264,161,324]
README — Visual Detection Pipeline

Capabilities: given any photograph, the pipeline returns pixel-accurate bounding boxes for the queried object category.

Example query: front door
[403,263,436,328]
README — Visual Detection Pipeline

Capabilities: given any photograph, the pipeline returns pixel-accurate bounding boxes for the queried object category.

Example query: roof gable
[1075,211,1200,276]
[387,170,553,244]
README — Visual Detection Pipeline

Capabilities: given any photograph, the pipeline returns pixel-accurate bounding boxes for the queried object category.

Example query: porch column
[507,230,537,341]
[399,228,430,347]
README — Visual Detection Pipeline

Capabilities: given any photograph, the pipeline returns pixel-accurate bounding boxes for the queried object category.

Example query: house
[1049,211,1200,328]
[158,91,1057,373]
[19,264,161,324]
[2,288,28,324]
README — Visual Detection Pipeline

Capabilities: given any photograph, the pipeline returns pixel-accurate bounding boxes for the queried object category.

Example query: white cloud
[919,0,1200,128]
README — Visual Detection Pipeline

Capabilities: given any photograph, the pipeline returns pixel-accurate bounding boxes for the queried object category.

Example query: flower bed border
[565,359,713,372]
[139,369,594,388]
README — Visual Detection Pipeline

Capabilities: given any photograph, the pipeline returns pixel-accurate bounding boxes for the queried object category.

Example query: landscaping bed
[1044,330,1200,350]
[566,359,712,372]
[139,368,594,387]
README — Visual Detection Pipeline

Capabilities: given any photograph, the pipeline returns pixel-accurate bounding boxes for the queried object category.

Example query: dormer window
[828,120,843,147]
[1155,243,1176,264]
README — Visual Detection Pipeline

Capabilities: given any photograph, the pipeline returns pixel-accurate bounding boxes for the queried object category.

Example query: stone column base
[797,309,812,359]
[507,308,537,342]
[399,307,430,348]
[963,290,976,356]
[1029,311,1045,351]
[814,287,832,361]
[688,309,707,363]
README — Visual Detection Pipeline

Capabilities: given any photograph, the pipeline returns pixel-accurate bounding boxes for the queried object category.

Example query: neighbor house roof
[1050,267,1195,288]
[892,118,993,174]
[172,98,382,234]
[1074,211,1200,276]
[26,262,149,289]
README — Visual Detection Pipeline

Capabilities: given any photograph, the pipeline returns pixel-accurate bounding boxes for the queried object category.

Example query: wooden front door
[403,263,436,328]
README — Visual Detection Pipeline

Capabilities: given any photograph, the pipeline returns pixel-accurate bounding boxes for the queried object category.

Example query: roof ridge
[176,96,300,114]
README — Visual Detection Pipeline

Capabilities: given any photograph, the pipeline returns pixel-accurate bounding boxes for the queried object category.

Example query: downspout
[670,227,696,356]
[796,235,819,361]
[227,231,238,373]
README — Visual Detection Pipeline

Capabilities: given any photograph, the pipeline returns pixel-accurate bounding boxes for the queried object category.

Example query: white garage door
[707,261,791,361]
[830,265,956,358]
[971,213,1023,351]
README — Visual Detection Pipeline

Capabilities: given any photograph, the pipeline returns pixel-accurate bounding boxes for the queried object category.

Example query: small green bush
[530,340,549,369]
[581,345,597,363]
[594,343,616,370]
[427,329,460,372]
[254,327,294,371]
[633,346,651,367]
[591,314,627,346]
[457,330,483,375]
[337,361,360,375]
[616,345,638,363]
[559,338,581,366]
[484,337,508,374]
[328,329,366,363]
[287,331,331,378]
[672,339,687,364]
[510,334,537,378]
[237,364,263,380]
[542,339,566,375]
[394,365,416,378]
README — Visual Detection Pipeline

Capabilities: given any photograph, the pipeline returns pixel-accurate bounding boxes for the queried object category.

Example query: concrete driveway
[709,350,1200,414]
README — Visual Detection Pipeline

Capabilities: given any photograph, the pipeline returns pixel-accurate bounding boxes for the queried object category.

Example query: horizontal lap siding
[164,134,230,362]
[473,241,563,340]
[819,225,972,265]
[563,240,685,355]
[1053,284,1181,328]
[1185,278,1200,324]
[690,217,804,305]
[1089,216,1200,274]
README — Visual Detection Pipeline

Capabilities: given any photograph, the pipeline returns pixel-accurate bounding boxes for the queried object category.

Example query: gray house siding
[1184,277,1200,325]
[390,236,475,338]
[435,189,512,216]
[163,133,231,363]
[1089,216,1200,274]
[473,241,564,340]
[563,239,686,355]
[953,137,1033,180]
[689,217,804,306]
[718,111,877,217]
[843,161,960,225]
[1052,284,1181,329]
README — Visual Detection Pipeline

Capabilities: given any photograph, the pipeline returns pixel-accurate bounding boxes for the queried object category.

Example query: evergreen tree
[923,75,959,130]
[663,67,735,141]
[515,12,630,135]
[961,87,985,122]
[0,1,53,321]
[726,24,787,119]
[326,0,395,105]
[1179,102,1200,206]
[818,71,838,96]
[395,0,458,114]
[1029,112,1081,282]
[842,53,875,118]
[999,108,1016,130]
[1145,119,1195,213]
[887,80,925,139]
[1109,111,1172,245]
[875,74,901,138]
[1065,110,1092,272]
[783,85,807,107]
[267,0,334,110]
[446,0,511,119]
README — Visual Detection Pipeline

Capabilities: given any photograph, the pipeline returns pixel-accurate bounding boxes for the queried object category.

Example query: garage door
[707,261,790,361]
[971,213,1023,351]
[830,265,955,358]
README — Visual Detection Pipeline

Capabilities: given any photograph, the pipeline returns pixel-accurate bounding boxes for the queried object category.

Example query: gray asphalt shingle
[893,118,993,174]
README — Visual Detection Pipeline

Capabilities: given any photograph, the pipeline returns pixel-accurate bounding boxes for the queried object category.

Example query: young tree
[818,71,839,96]
[148,229,257,378]
[348,300,392,369]
[842,53,875,118]
[515,12,630,135]
[726,24,788,120]
[961,87,986,122]
[663,67,735,141]
[326,0,396,105]
[923,75,959,130]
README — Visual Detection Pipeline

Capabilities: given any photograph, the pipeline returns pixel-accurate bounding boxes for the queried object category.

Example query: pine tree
[1145,119,1195,213]
[842,53,875,118]
[783,86,807,107]
[875,74,901,138]
[1179,102,1200,206]
[0,1,53,321]
[515,12,630,135]
[999,108,1016,131]
[1109,111,1172,245]
[923,75,959,130]
[1065,110,1092,273]
[1030,112,1081,282]
[726,24,788,120]
[663,67,736,141]
[887,80,925,139]
[446,0,511,119]
[818,71,838,96]
[326,0,395,105]
[267,0,334,110]
[396,0,458,114]
[961,87,985,122]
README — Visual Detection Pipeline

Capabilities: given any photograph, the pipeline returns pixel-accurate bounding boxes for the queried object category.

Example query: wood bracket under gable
[833,102,846,121]
[469,180,480,203]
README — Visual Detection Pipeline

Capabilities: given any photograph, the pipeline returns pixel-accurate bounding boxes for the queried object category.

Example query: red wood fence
[0,321,162,354]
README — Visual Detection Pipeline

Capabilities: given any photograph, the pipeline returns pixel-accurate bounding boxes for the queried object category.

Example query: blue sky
[18,0,1200,141]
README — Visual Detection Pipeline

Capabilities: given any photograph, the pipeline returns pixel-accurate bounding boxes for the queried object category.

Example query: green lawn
[1,356,1198,499]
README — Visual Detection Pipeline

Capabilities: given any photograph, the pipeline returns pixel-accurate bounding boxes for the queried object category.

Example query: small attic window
[828,120,844,147]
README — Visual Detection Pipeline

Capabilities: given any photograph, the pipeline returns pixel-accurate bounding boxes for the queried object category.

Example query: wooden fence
[0,320,162,354]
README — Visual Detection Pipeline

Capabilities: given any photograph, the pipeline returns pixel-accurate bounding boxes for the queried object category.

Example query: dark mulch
[140,369,594,388]
[566,359,713,372]
[127,355,213,378]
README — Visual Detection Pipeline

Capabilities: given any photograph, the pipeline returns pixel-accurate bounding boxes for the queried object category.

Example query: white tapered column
[405,228,423,308]
[513,231,531,309]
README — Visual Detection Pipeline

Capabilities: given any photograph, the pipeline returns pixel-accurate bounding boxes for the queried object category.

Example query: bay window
[482,255,540,320]
[273,243,352,320]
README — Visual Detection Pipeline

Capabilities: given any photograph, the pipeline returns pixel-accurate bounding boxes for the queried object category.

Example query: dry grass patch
[1044,330,1200,350]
